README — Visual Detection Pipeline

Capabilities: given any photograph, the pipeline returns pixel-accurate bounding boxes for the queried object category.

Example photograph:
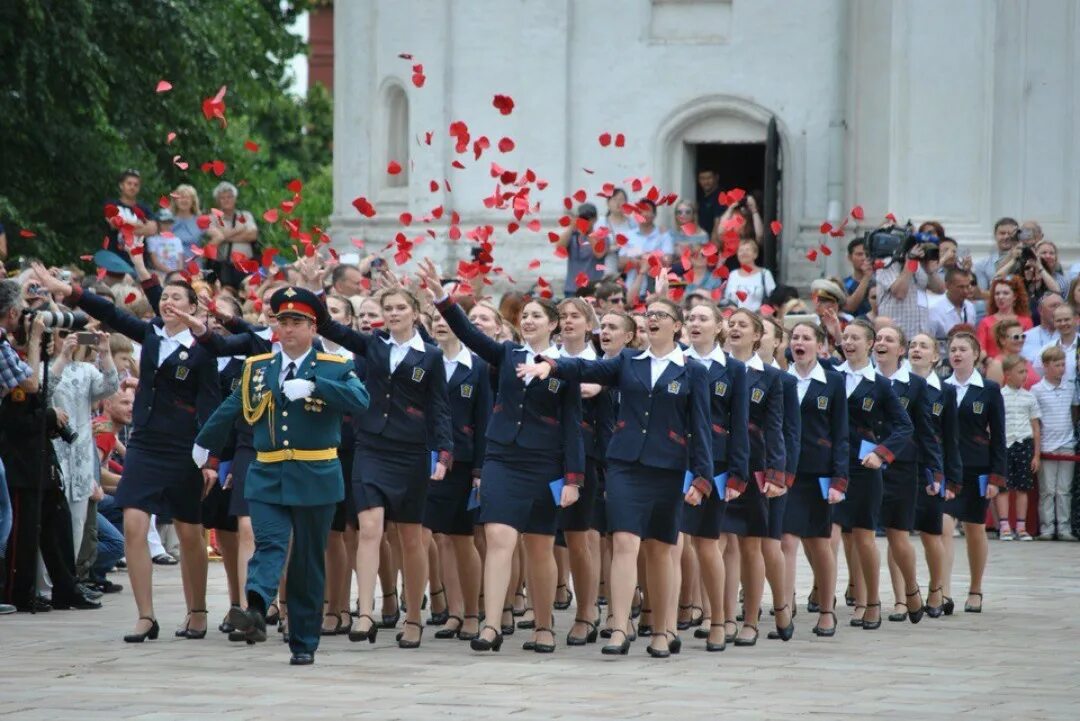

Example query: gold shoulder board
[316,353,347,363]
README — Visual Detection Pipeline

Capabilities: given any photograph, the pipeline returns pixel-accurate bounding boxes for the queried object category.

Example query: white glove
[192,444,209,468]
[282,378,316,401]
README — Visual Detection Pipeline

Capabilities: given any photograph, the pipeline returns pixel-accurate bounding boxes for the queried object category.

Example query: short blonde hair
[170,184,201,215]
[1041,345,1066,365]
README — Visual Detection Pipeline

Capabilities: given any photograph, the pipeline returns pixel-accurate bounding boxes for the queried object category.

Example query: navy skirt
[605,460,684,544]
[424,462,476,536]
[201,482,237,532]
[477,440,563,535]
[722,473,769,538]
[590,464,608,534]
[330,441,357,532]
[225,444,255,517]
[913,484,945,535]
[559,458,599,533]
[681,463,729,539]
[353,435,429,524]
[834,465,882,532]
[881,460,918,531]
[783,472,833,539]
[113,431,203,524]
[944,467,990,525]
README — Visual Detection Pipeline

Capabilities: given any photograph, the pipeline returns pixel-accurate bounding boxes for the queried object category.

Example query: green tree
[0,0,331,265]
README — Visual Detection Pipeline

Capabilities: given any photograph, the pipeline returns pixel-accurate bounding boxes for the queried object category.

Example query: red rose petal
[387,161,402,175]
[244,140,260,153]
[155,80,172,93]
[399,212,413,226]
[492,94,515,115]
[196,215,211,230]
[166,131,177,144]
[527,219,541,232]
[351,196,376,218]
[735,290,748,303]
[819,221,833,234]
[574,272,589,289]
[614,133,625,148]
[498,137,515,153]
[885,212,897,223]
[429,180,439,192]
[820,244,833,256]
[528,259,541,270]
[19,229,35,238]
[411,73,426,88]
[598,132,611,147]
[806,249,818,262]
[573,189,587,203]
[262,209,279,223]
[770,220,782,235]
[851,205,865,220]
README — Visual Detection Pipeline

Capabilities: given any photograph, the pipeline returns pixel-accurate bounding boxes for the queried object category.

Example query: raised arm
[317,316,371,357]
[313,361,371,414]
[417,258,505,366]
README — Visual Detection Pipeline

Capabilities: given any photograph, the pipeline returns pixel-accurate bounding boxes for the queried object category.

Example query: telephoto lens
[35,310,90,330]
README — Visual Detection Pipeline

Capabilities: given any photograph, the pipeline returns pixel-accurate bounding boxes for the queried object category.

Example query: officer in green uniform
[193,286,369,665]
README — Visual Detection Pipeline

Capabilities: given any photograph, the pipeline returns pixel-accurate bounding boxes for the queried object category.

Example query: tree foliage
[0,0,331,264]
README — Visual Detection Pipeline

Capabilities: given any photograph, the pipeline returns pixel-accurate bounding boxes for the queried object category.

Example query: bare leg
[643,539,675,651]
[721,533,739,636]
[397,522,428,643]
[886,544,905,613]
[554,543,570,607]
[323,530,346,632]
[805,538,837,631]
[432,532,462,629]
[354,507,385,632]
[608,531,641,638]
[677,536,698,627]
[427,532,446,616]
[236,516,254,608]
[174,520,208,633]
[216,529,240,607]
[921,533,946,608]
[522,533,557,645]
[665,534,683,638]
[963,520,988,607]
[478,523,518,643]
[598,533,611,603]
[762,536,790,631]
[886,528,921,612]
[852,528,880,625]
[565,529,599,639]
[451,533,482,635]
[694,535,726,645]
[941,514,957,599]
[123,509,154,634]
[736,536,764,641]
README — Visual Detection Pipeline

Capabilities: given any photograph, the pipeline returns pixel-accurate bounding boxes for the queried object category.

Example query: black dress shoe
[233,608,268,643]
[152,554,178,566]
[812,611,837,637]
[123,616,159,643]
[16,596,52,613]
[77,583,104,600]
[601,628,631,655]
[290,652,315,665]
[51,592,102,610]
[906,589,925,624]
[705,623,727,652]
[862,602,882,630]
[91,579,124,594]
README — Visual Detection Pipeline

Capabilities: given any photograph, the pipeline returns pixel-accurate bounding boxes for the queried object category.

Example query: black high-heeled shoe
[888,603,909,622]
[219,605,241,633]
[850,604,866,627]
[265,602,280,626]
[397,620,424,649]
[338,610,353,635]
[529,627,556,653]
[705,623,727,652]
[512,590,528,617]
[631,587,643,619]
[906,588,925,624]
[427,587,448,626]
[667,631,682,654]
[504,606,521,634]
[844,583,856,607]
[378,590,401,628]
[694,618,713,639]
[566,618,598,646]
[862,602,882,630]
[807,585,820,613]
[637,608,653,637]
[812,610,837,637]
[177,609,208,639]
[457,614,480,641]
[599,613,615,639]
[733,624,759,647]
[924,586,945,618]
[766,605,794,641]
[677,603,694,630]
[321,612,343,636]
[943,595,955,616]
[601,628,630,655]
[964,591,983,613]
[348,614,378,643]
[723,619,738,643]
[124,616,160,643]
[553,584,573,611]
[646,635,671,659]
[434,615,463,639]
[470,624,503,652]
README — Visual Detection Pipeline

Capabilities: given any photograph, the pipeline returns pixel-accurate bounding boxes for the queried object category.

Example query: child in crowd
[1030,346,1078,540]
[997,354,1040,541]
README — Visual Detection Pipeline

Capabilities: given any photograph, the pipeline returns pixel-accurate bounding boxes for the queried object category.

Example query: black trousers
[3,484,79,607]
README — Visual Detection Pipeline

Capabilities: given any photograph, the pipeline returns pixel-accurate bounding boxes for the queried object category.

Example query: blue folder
[818,477,831,500]
[684,471,729,494]
[858,439,888,470]
[978,474,990,497]
[549,477,565,504]
[430,451,439,476]
[218,460,233,487]
[466,487,481,511]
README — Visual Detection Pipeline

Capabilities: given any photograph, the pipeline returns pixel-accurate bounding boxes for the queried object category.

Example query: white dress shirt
[836,360,877,397]
[744,353,765,372]
[886,364,910,384]
[929,296,976,340]
[278,348,312,386]
[382,332,426,374]
[1021,325,1058,364]
[1033,334,1078,382]
[634,346,686,387]
[442,344,473,382]
[559,343,597,360]
[788,361,827,404]
[152,326,194,369]
[685,344,727,370]
[522,344,560,385]
[944,369,983,405]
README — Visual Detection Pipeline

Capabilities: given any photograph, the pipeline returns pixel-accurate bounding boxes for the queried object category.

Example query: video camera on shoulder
[865,222,941,264]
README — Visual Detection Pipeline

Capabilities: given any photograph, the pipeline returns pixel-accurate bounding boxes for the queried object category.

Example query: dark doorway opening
[694,143,766,199]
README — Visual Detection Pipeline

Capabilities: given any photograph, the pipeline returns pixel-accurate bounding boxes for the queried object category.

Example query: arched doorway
[655,96,789,276]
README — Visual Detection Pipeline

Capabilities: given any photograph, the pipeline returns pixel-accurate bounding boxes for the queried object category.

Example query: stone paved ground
[2,538,1078,720]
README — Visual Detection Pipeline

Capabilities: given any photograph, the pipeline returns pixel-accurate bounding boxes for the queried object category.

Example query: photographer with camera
[973,218,1020,294]
[0,285,100,611]
[871,224,945,340]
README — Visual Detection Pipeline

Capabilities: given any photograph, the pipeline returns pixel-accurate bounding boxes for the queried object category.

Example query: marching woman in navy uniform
[317,284,454,649]
[760,317,801,641]
[194,286,371,665]
[417,258,584,655]
[516,296,712,659]
[941,331,1006,614]
[891,332,963,618]
[681,300,749,651]
[555,297,604,645]
[31,263,221,642]
[831,319,913,630]
[721,309,785,647]
[422,309,492,641]
[780,321,848,637]
[872,324,942,625]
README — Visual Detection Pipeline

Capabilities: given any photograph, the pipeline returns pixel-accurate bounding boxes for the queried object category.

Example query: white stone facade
[331,0,1080,289]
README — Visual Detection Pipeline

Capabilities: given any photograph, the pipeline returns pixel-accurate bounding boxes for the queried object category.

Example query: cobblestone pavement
[2,538,1077,720]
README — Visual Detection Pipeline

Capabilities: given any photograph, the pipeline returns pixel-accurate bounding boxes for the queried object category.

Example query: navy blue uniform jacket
[791,367,850,492]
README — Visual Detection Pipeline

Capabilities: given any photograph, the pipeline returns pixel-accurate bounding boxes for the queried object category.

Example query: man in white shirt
[1021,293,1062,364]
[929,268,976,342]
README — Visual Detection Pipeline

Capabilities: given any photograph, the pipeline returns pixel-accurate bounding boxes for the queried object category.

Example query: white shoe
[1058,532,1077,541]
[0,603,15,615]
[999,529,1015,541]
[1037,533,1055,541]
